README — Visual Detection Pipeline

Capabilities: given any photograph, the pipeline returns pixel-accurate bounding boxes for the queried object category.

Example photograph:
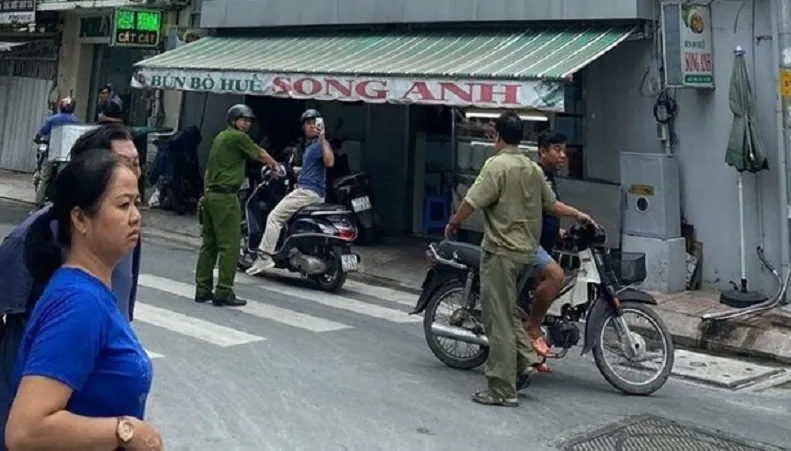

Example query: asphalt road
[1,199,789,451]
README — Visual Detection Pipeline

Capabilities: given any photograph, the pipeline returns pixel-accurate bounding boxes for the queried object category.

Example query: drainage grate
[563,415,784,451]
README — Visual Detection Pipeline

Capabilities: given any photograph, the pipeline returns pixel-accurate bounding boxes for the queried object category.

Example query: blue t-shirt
[297,139,326,198]
[37,113,80,138]
[11,267,152,420]
[539,167,561,252]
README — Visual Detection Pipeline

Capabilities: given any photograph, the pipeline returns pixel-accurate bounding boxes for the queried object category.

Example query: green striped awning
[132,26,633,110]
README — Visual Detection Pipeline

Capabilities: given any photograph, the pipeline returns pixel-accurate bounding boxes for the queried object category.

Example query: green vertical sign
[112,8,162,47]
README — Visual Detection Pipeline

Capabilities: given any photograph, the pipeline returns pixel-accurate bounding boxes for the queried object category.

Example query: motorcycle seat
[296,203,350,215]
[437,240,481,268]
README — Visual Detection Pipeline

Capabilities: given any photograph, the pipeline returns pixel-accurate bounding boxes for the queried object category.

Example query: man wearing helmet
[246,109,335,275]
[33,97,81,207]
[194,104,278,306]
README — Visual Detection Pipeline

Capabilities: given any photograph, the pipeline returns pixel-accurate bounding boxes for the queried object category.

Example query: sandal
[529,335,555,358]
[472,390,519,407]
[533,361,553,374]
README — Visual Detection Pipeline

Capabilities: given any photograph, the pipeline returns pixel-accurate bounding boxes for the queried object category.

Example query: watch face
[118,419,135,442]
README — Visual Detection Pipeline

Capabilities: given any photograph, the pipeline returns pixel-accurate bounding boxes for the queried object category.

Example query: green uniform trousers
[480,249,539,399]
[195,192,241,299]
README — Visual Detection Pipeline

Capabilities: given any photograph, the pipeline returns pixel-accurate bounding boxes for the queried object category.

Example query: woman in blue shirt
[5,150,162,450]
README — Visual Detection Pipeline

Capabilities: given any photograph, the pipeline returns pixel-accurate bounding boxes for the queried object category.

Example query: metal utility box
[620,152,681,239]
[48,125,99,162]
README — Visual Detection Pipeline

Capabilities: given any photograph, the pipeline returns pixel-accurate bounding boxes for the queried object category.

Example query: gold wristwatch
[115,416,135,447]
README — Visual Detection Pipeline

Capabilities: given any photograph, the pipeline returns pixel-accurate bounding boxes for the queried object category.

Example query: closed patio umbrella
[721,45,770,308]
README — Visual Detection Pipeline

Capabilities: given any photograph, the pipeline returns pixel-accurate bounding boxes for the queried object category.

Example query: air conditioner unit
[164,27,207,50]
[183,28,208,43]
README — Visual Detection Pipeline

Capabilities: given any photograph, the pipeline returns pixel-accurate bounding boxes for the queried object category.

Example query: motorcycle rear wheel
[423,280,488,370]
[311,247,348,292]
[592,301,675,396]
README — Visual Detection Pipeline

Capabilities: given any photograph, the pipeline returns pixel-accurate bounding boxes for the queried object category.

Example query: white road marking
[139,274,351,333]
[341,280,418,307]
[145,349,165,359]
[255,282,421,324]
[134,303,265,347]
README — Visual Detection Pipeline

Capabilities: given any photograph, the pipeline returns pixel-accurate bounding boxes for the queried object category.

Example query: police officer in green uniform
[445,112,593,407]
[195,104,278,306]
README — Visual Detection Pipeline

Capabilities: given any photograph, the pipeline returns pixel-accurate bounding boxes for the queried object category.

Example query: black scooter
[237,163,361,292]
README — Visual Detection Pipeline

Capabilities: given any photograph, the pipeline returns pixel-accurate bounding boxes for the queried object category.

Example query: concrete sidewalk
[2,170,790,364]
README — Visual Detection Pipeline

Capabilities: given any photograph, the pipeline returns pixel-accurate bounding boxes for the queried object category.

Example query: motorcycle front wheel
[423,280,488,370]
[592,301,675,396]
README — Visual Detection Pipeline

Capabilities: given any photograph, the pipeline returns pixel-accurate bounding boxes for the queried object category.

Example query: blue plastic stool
[422,194,449,235]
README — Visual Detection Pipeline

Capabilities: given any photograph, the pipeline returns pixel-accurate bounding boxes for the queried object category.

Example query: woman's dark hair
[494,111,524,146]
[70,124,133,159]
[52,149,126,248]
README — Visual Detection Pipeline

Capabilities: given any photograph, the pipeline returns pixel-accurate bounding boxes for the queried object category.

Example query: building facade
[128,0,789,303]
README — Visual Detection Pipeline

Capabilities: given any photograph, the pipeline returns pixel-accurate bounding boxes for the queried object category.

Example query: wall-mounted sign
[0,0,36,25]
[662,1,714,88]
[112,8,162,48]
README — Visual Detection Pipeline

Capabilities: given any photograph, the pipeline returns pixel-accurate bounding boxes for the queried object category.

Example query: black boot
[195,292,213,304]
[213,293,247,307]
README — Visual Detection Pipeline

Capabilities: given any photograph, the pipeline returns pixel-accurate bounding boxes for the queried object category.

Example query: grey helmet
[226,104,255,126]
[300,109,321,123]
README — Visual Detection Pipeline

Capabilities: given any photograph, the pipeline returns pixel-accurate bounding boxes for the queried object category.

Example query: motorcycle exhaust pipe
[431,323,489,347]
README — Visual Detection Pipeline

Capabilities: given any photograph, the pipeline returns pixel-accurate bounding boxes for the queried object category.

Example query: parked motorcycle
[32,138,59,203]
[411,223,675,396]
[237,163,361,292]
[330,172,377,245]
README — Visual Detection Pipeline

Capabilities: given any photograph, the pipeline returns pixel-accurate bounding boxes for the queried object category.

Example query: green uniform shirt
[464,146,557,261]
[204,127,260,192]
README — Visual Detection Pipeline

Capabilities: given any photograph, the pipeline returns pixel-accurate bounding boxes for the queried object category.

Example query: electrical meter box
[620,152,681,239]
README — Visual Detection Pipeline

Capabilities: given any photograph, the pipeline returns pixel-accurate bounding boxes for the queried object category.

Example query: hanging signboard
[130,69,567,111]
[112,8,162,47]
[0,0,36,25]
[661,1,714,88]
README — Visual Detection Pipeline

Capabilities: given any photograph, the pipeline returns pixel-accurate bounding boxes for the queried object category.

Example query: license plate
[341,254,359,272]
[241,178,250,190]
[350,196,372,212]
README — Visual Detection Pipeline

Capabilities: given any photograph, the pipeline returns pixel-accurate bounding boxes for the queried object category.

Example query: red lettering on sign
[439,82,473,103]
[271,76,291,95]
[355,80,387,100]
[401,82,437,101]
[325,79,353,97]
[474,83,519,105]
[684,52,712,72]
[293,78,322,96]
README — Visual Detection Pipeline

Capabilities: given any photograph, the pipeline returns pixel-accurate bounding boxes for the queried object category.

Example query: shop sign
[131,69,566,111]
[112,8,162,48]
[0,0,36,25]
[662,2,714,88]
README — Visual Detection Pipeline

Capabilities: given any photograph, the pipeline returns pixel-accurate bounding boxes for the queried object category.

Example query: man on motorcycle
[194,104,278,306]
[444,112,592,407]
[520,131,581,366]
[246,109,335,275]
[33,97,81,207]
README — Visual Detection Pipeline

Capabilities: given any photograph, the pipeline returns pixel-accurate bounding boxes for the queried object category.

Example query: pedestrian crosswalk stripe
[254,282,421,324]
[134,303,266,347]
[145,349,165,359]
[341,280,417,308]
[138,274,352,333]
